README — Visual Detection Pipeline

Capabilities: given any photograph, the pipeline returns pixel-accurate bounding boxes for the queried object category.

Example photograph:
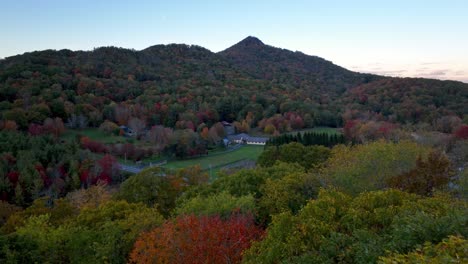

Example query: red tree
[28,123,44,136]
[454,125,468,139]
[80,137,108,153]
[343,119,360,140]
[200,127,209,140]
[35,164,51,187]
[7,171,19,186]
[130,213,263,264]
[97,154,120,184]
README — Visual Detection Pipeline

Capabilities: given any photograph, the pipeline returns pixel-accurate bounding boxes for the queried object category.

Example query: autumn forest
[0,36,467,263]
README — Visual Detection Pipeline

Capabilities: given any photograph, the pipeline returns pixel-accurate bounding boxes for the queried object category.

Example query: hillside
[343,78,468,123]
[1,37,467,264]
[0,37,467,130]
[219,36,381,93]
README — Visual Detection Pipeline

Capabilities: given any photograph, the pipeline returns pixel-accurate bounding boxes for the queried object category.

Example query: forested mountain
[343,77,468,123]
[1,37,468,263]
[220,36,380,92]
[0,36,466,132]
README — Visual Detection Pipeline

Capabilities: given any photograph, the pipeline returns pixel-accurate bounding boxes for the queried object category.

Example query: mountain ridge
[0,36,466,128]
[2,36,466,84]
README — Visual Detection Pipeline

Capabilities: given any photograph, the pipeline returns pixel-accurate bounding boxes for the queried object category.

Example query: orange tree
[129,213,263,264]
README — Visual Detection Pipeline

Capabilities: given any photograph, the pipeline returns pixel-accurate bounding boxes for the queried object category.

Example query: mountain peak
[237,36,264,47]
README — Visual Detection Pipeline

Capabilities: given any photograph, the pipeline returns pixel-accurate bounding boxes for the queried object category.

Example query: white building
[227,133,268,145]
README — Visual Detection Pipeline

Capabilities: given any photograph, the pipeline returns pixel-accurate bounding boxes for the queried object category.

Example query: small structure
[119,125,135,137]
[228,133,268,145]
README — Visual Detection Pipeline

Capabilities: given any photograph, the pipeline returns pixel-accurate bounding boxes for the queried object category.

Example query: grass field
[61,128,128,144]
[162,145,264,171]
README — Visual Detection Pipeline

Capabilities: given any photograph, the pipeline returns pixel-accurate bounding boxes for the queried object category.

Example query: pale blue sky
[1,0,467,82]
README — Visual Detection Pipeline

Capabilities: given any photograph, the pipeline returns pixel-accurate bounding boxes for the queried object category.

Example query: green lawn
[162,145,264,171]
[61,128,128,144]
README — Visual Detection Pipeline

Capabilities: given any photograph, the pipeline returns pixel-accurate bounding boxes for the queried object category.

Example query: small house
[119,125,135,137]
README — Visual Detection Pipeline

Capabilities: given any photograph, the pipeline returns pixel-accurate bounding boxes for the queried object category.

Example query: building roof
[227,133,268,143]
[247,136,268,143]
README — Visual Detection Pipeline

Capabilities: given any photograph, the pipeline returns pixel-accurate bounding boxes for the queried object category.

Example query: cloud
[420,62,441,65]
[416,67,429,72]
[365,69,407,76]
[428,70,447,76]
[417,69,448,77]
[346,61,468,82]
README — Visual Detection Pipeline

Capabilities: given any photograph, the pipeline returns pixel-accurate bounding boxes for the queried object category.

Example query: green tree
[0,199,163,264]
[320,140,431,195]
[1,197,76,234]
[0,201,21,226]
[459,169,468,200]
[174,191,255,218]
[379,236,467,263]
[258,142,330,171]
[387,151,455,196]
[243,189,467,264]
[74,200,164,261]
[115,167,177,216]
[259,172,321,218]
[116,166,206,217]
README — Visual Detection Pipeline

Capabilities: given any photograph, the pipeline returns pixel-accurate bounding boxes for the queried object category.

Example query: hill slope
[219,36,380,93]
[0,36,466,130]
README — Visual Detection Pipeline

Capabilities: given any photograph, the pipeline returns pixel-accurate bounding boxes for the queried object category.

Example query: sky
[1,0,468,83]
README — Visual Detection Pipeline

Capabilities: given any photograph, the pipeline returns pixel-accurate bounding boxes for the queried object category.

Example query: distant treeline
[266,131,345,147]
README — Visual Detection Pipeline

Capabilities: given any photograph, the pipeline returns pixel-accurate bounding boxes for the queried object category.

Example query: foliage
[1,38,465,140]
[1,197,76,234]
[320,140,431,195]
[74,200,164,258]
[0,232,41,263]
[343,78,467,124]
[179,162,321,225]
[267,131,345,147]
[167,129,207,158]
[116,166,207,217]
[459,169,468,200]
[379,235,467,263]
[206,162,304,199]
[96,154,121,184]
[454,125,468,139]
[174,191,256,218]
[0,131,105,206]
[387,151,455,196]
[144,125,173,153]
[243,189,468,263]
[343,119,400,143]
[0,201,21,226]
[98,120,120,135]
[258,142,330,170]
[258,172,321,217]
[129,213,263,264]
[65,183,112,209]
[0,199,164,264]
